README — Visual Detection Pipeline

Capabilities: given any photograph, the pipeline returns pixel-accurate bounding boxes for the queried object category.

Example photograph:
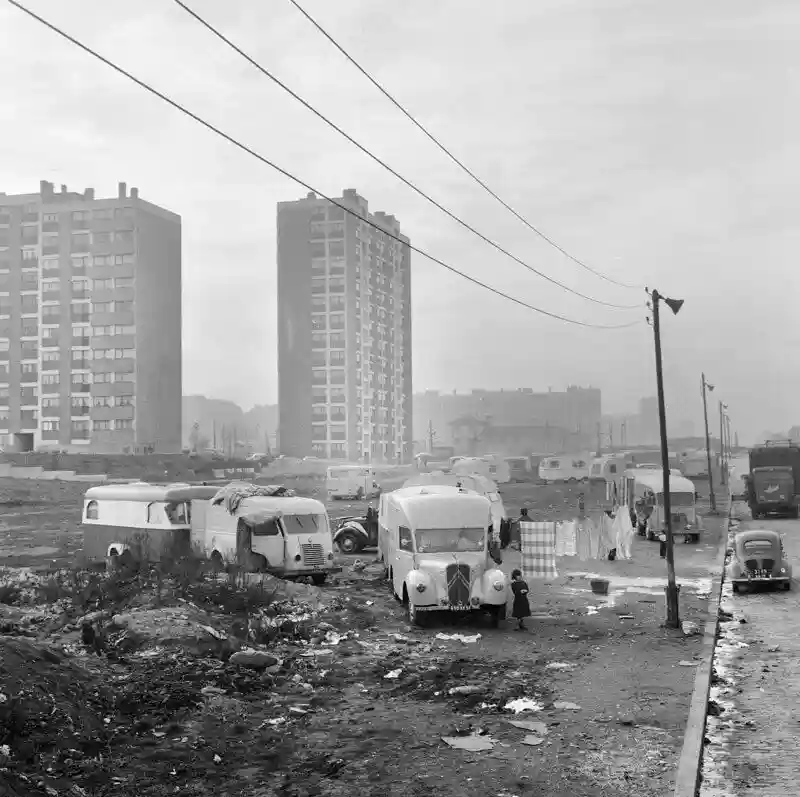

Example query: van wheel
[249,554,268,573]
[405,592,422,626]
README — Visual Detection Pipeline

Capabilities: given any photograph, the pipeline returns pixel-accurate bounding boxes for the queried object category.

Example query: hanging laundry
[520,521,558,580]
[575,521,592,561]
[587,516,603,559]
[600,512,616,555]
[555,520,577,557]
[614,506,635,560]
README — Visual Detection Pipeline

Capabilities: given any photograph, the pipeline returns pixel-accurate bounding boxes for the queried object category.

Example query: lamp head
[664,297,684,315]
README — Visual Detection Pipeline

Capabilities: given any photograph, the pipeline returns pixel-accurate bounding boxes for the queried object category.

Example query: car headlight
[493,581,504,591]
[416,583,427,593]
[327,552,334,560]
[781,568,786,574]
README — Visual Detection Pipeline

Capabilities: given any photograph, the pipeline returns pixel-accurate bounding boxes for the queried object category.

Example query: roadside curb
[673,495,732,797]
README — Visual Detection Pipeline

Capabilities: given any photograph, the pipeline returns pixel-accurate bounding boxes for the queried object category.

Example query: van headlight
[416,583,427,593]
[493,581,504,591]
[781,568,787,574]
[327,553,334,560]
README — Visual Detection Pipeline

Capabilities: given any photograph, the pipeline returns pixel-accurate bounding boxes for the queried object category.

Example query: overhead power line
[6,0,642,331]
[288,0,640,291]
[171,0,637,311]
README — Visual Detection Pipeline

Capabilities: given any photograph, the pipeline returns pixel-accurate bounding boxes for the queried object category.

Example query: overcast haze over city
[2,0,798,444]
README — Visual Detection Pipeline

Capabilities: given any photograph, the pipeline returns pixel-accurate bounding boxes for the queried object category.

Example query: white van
[326,466,381,501]
[538,455,590,483]
[81,482,220,565]
[378,485,508,626]
[201,490,339,584]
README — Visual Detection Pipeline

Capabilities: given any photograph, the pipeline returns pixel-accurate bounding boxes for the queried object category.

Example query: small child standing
[510,569,531,631]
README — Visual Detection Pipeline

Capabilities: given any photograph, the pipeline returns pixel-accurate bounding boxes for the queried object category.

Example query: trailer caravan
[538,454,591,483]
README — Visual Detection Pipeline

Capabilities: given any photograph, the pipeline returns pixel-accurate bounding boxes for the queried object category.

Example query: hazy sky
[1,0,798,444]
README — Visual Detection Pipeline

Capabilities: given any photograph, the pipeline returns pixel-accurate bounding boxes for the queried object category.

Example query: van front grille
[302,543,325,567]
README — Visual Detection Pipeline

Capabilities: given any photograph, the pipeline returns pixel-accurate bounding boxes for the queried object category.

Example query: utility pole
[427,420,435,453]
[621,420,627,447]
[701,374,717,512]
[719,401,727,486]
[608,422,614,450]
[212,419,217,450]
[651,289,683,629]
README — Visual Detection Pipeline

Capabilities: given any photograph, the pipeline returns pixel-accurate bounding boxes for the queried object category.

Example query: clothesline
[519,509,635,581]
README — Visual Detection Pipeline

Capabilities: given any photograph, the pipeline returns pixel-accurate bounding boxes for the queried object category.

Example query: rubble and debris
[505,698,544,714]
[553,701,582,711]
[682,620,702,636]
[508,720,548,734]
[435,633,482,644]
[442,732,496,751]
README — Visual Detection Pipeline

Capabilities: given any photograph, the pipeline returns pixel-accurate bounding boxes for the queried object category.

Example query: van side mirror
[726,548,733,556]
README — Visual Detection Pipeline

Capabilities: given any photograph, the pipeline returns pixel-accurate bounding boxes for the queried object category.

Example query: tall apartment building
[277,188,412,463]
[0,180,181,453]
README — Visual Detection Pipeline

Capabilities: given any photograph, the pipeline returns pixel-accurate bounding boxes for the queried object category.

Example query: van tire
[337,531,361,554]
[404,588,422,626]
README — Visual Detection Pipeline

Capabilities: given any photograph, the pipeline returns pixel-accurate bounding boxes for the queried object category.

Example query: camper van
[326,466,381,501]
[538,455,590,483]
[618,468,701,543]
[378,485,508,626]
[504,457,531,483]
[200,489,339,584]
[80,482,220,565]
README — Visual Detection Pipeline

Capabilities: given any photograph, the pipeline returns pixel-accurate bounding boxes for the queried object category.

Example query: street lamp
[701,374,717,512]
[719,401,728,486]
[649,288,684,629]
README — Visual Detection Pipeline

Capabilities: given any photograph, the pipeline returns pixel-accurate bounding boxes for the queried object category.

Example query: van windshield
[656,492,695,507]
[281,513,328,535]
[415,527,485,553]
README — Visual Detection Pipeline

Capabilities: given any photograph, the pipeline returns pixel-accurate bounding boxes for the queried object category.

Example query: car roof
[734,529,782,542]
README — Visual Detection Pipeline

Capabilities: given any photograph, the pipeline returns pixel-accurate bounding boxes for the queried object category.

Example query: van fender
[406,569,435,606]
[477,566,508,605]
[107,543,131,558]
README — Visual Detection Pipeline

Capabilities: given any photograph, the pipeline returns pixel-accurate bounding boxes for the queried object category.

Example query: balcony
[42,221,59,233]
[42,405,61,418]
[330,393,346,404]
[20,371,38,383]
[20,391,37,405]
[41,359,60,371]
[71,381,90,393]
[22,212,39,223]
[42,245,59,256]
[71,313,91,324]
[41,429,60,441]
[0,213,10,226]
[72,360,90,370]
[41,334,61,347]
[72,336,90,348]
[72,289,90,300]
[20,348,38,360]
[70,404,90,416]
[71,219,89,231]
[71,429,91,440]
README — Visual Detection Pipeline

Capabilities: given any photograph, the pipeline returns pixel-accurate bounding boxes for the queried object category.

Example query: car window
[743,539,775,551]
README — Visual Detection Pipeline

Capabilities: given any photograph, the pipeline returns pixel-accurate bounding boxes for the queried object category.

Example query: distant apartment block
[277,189,412,463]
[0,180,181,453]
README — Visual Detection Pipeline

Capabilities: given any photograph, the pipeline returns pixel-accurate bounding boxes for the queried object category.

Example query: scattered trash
[213,754,222,764]
[504,698,543,714]
[618,615,635,620]
[508,720,548,734]
[545,662,575,671]
[521,735,544,746]
[553,701,581,711]
[767,644,781,652]
[678,660,698,667]
[448,685,485,696]
[228,650,280,671]
[681,621,702,636]
[442,732,496,751]
[384,668,403,680]
[365,600,374,606]
[435,633,482,644]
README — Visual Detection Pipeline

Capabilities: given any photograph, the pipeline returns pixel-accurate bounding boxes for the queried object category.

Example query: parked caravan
[538,455,590,483]
[326,465,381,501]
[589,454,632,484]
[81,482,220,565]
[618,468,701,543]
[200,484,339,584]
[402,472,508,540]
[504,456,531,482]
[451,457,492,479]
[378,485,508,626]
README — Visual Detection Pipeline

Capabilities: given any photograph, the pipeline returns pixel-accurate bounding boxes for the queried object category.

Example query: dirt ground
[0,477,726,796]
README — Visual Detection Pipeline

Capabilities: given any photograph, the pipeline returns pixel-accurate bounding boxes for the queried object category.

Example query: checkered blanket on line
[520,521,558,580]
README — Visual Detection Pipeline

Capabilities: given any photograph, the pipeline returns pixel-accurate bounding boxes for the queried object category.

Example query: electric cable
[171,0,638,311]
[6,0,643,330]
[288,0,640,291]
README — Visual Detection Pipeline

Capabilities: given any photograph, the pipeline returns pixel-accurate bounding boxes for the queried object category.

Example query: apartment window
[327,223,344,238]
[114,301,133,313]
[21,320,37,338]
[329,333,345,349]
[21,295,38,314]
[72,210,90,223]
[310,242,325,259]
[94,420,111,431]
[114,419,133,431]
[329,277,345,294]
[330,350,346,366]
[330,388,346,403]
[42,420,59,432]
[329,314,345,330]
[42,280,60,294]
[311,278,325,295]
[42,234,59,254]
[311,424,327,442]
[0,299,10,317]
[329,370,346,385]
[71,349,89,362]
[312,387,327,403]
[20,386,38,403]
[311,316,325,331]
[311,351,326,367]
[329,295,345,311]
[42,351,60,363]
[93,396,113,408]
[115,277,134,288]
[115,230,134,248]
[330,443,347,458]
[93,278,113,291]
[71,233,90,252]
[22,249,39,262]
[42,398,60,410]
[330,426,347,441]
[115,395,134,407]
[21,343,37,359]
[329,242,344,258]
[92,373,112,384]
[116,325,135,335]
[93,349,112,360]
[71,396,90,412]
[71,420,90,436]
[330,407,346,423]
[42,374,60,391]
[93,302,112,313]
[93,325,112,336]
[311,369,327,385]
[0,387,9,403]
[0,339,8,353]
[41,259,59,274]
[21,226,39,244]
[71,256,89,273]
[311,260,326,274]
[115,207,135,221]
[311,333,327,349]
[312,406,327,422]
[120,254,135,265]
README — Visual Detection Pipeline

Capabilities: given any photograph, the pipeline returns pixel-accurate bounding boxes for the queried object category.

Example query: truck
[747,440,800,519]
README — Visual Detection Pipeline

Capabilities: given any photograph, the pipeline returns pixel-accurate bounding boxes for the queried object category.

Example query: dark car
[726,529,792,593]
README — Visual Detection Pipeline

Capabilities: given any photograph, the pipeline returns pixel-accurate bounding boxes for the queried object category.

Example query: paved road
[700,505,800,796]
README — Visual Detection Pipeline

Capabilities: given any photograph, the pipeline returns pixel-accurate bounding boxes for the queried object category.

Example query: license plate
[748,569,770,579]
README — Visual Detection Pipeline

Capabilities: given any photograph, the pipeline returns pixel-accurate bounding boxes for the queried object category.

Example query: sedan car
[727,529,792,593]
